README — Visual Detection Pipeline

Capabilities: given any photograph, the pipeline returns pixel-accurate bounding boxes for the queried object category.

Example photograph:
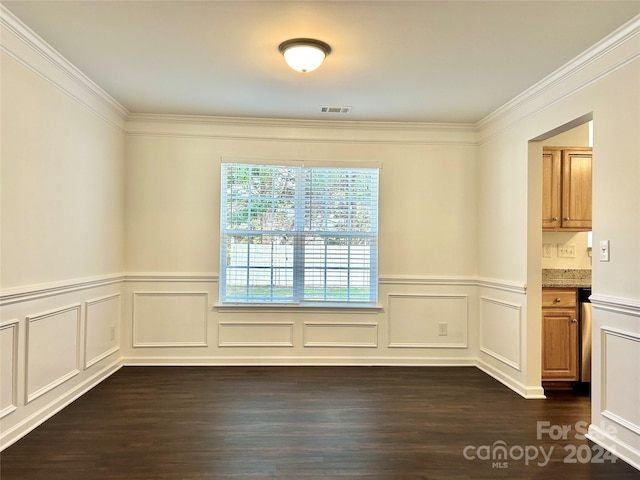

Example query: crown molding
[477,14,640,141]
[125,113,479,146]
[126,112,475,132]
[0,4,129,130]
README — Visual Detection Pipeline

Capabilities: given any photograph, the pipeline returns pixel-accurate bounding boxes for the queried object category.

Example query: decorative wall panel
[0,320,19,418]
[133,292,208,347]
[602,328,640,435]
[26,305,80,403]
[304,322,378,347]
[218,322,294,347]
[479,297,521,370]
[85,294,121,368]
[388,294,468,348]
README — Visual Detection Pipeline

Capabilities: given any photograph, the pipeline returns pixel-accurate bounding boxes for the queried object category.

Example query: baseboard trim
[588,424,640,472]
[123,355,477,367]
[0,359,123,451]
[476,359,546,399]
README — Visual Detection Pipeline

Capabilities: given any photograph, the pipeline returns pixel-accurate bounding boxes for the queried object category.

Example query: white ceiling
[3,1,639,123]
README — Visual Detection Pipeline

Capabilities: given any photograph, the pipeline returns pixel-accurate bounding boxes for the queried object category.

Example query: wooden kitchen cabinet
[542,288,579,381]
[542,147,592,231]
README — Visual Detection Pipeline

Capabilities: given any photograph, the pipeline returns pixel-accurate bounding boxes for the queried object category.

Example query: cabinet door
[542,149,562,230]
[561,149,592,229]
[542,308,578,380]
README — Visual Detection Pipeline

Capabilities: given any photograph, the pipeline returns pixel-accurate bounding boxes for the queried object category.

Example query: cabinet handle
[552,216,558,221]
[564,216,570,221]
[555,298,562,303]
[571,318,577,323]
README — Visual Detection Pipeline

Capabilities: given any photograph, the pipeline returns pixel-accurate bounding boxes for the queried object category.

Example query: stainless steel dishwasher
[579,288,592,383]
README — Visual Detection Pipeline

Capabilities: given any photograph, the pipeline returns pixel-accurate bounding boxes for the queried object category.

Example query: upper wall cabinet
[542,147,592,231]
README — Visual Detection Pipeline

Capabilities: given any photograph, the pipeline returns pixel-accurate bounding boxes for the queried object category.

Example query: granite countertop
[542,269,592,288]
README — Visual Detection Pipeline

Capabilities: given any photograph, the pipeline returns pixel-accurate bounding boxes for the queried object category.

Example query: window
[219,160,379,305]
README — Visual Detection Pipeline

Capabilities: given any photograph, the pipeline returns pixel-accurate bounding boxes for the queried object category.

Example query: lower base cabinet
[542,288,579,381]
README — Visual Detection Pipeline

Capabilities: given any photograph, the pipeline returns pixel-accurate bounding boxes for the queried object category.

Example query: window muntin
[220,162,378,305]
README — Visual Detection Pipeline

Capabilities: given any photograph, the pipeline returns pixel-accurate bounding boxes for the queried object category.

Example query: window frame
[218,158,380,307]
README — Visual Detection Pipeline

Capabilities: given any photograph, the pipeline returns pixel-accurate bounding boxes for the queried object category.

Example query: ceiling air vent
[320,105,352,114]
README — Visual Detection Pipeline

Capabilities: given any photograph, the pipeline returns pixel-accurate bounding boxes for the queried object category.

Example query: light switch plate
[599,240,610,262]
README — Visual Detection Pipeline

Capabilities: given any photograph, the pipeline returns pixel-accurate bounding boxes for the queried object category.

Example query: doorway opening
[528,114,593,405]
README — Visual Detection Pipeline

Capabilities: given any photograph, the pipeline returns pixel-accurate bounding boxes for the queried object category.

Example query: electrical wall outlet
[543,244,553,258]
[438,322,448,336]
[110,325,116,341]
[558,244,576,258]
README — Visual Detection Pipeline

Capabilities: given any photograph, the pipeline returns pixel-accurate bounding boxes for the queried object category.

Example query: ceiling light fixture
[278,38,331,73]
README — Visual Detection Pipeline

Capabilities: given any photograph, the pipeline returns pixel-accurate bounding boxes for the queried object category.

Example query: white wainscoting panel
[25,305,80,404]
[133,292,208,347]
[218,322,294,347]
[601,327,640,435]
[479,297,522,371]
[303,322,378,347]
[0,320,19,418]
[388,294,468,348]
[84,294,121,369]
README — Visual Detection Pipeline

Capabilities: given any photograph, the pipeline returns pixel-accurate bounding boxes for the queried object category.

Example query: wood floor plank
[1,366,639,479]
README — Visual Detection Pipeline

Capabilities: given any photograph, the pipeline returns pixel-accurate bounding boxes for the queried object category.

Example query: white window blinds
[220,161,379,305]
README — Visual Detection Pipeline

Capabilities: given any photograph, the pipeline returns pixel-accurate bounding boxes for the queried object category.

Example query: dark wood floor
[1,367,639,479]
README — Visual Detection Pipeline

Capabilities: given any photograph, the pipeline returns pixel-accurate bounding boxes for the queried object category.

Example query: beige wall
[121,120,480,368]
[124,133,478,277]
[0,52,125,288]
[0,17,126,449]
[542,122,590,148]
[477,17,640,467]
[542,231,592,269]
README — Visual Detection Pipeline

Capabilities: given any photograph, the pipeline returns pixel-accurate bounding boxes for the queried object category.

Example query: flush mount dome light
[278,38,331,73]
